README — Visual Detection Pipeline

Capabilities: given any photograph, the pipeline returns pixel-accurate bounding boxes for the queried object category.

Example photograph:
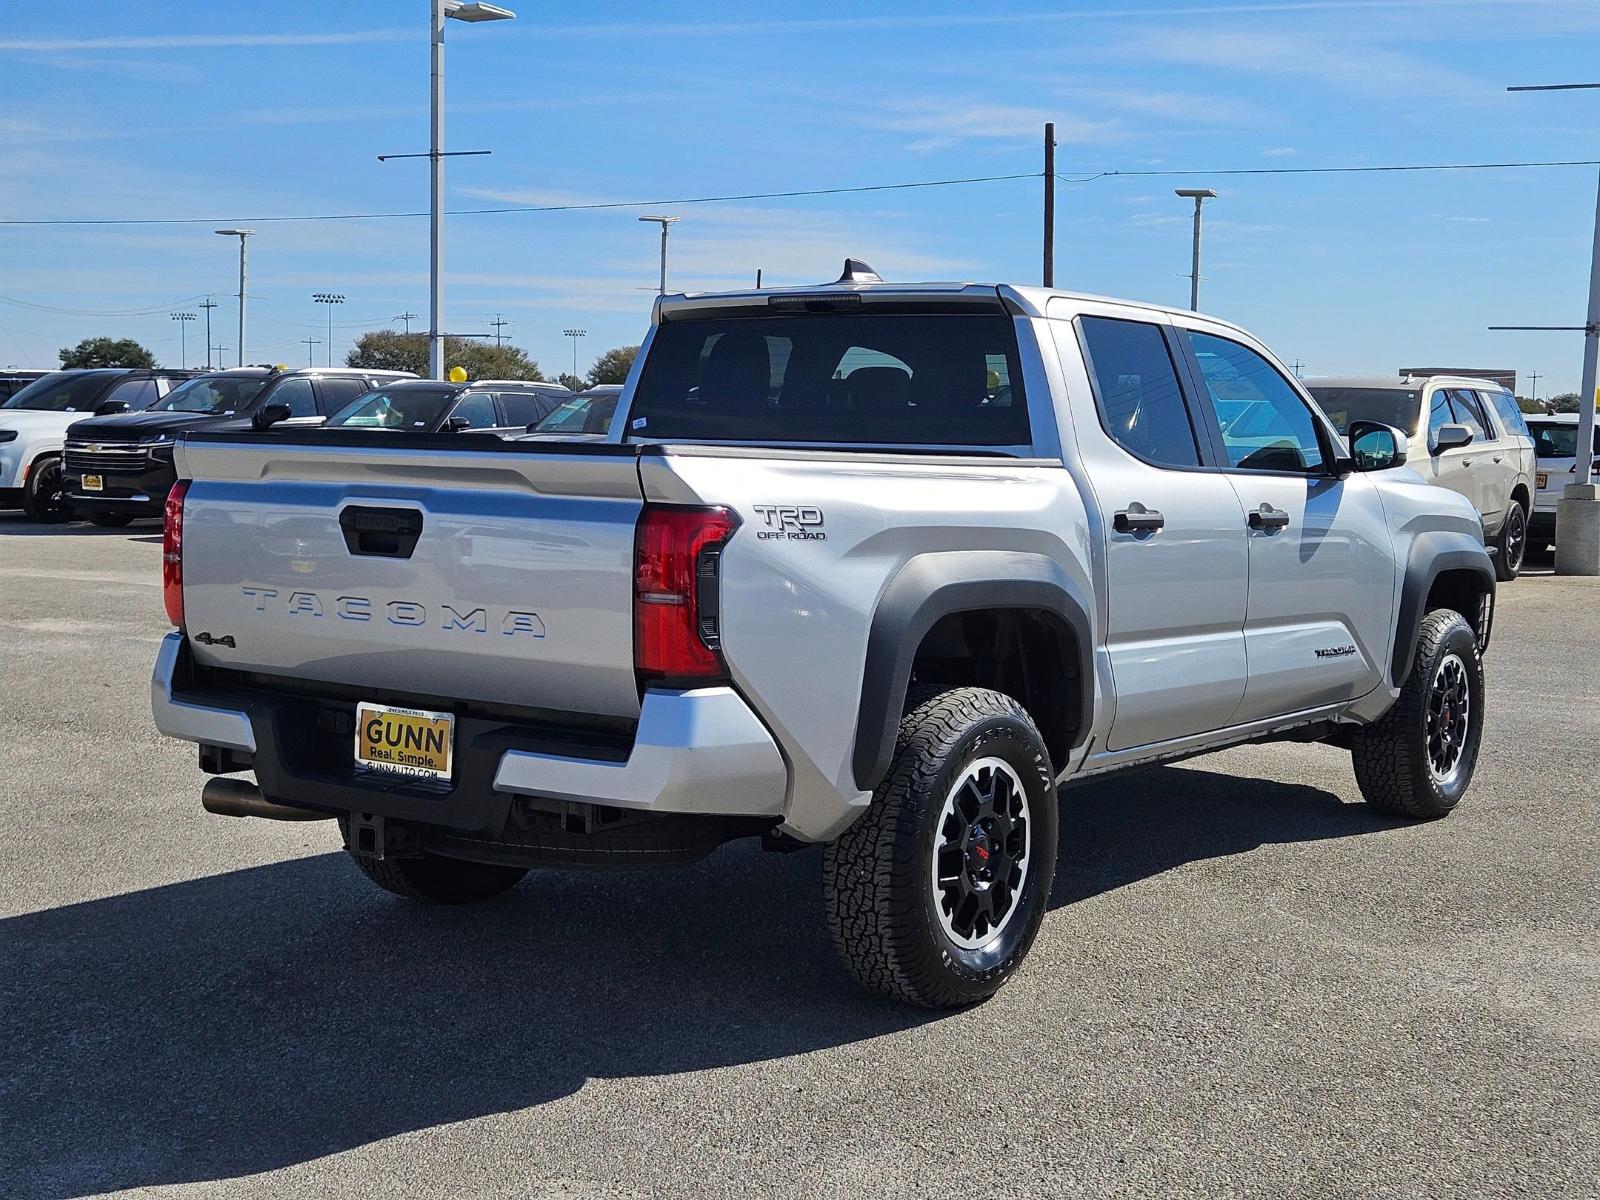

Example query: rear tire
[1350,609,1484,819]
[21,455,71,523]
[1494,503,1527,581]
[822,686,1058,1008]
[346,847,528,904]
[88,512,134,528]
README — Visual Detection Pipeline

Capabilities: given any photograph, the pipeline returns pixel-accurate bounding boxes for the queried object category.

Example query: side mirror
[1434,423,1474,453]
[94,400,131,416]
[252,402,293,431]
[1348,421,1408,472]
[443,415,472,432]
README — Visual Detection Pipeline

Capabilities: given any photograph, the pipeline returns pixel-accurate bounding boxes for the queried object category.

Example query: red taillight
[634,504,738,684]
[163,480,191,627]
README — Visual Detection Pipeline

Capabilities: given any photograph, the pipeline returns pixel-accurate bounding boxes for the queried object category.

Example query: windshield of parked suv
[1529,422,1600,459]
[151,374,269,415]
[628,312,1029,447]
[0,372,115,412]
[326,384,456,429]
[533,392,619,434]
[1306,386,1421,436]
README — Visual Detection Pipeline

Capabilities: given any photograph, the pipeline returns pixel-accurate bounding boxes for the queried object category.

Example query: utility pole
[394,311,419,334]
[1175,189,1218,311]
[489,313,509,348]
[1502,81,1600,574]
[1292,359,1305,378]
[756,269,763,290]
[214,229,254,365]
[1042,122,1056,288]
[302,337,322,366]
[1530,368,1541,405]
[199,297,218,369]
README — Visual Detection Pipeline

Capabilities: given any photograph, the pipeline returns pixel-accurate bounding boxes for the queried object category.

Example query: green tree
[346,330,546,381]
[59,336,156,369]
[1515,395,1546,414]
[1546,391,1581,414]
[586,345,639,386]
[556,372,584,392]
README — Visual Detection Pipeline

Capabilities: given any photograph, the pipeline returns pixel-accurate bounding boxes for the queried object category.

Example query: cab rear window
[628,313,1029,448]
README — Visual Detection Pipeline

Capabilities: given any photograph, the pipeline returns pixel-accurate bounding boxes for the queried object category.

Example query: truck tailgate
[177,434,644,719]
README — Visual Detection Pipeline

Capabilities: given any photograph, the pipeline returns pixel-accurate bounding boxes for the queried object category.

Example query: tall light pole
[1503,82,1600,574]
[199,297,217,369]
[1174,189,1217,311]
[638,215,680,295]
[312,293,345,367]
[214,229,254,365]
[428,1,516,380]
[564,328,586,387]
[170,311,195,368]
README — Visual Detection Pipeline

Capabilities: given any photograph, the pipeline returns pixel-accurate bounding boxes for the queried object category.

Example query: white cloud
[0,31,409,52]
[1262,146,1299,157]
[1064,87,1262,126]
[868,101,1114,153]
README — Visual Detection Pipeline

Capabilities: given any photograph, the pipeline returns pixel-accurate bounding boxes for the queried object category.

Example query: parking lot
[1,515,1595,1199]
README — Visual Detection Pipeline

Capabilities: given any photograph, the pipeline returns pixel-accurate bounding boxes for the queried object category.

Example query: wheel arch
[1392,532,1495,687]
[852,551,1093,792]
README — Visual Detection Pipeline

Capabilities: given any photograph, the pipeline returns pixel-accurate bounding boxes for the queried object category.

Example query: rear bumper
[149,632,788,830]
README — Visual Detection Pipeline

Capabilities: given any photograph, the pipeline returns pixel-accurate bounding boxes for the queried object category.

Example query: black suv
[62,366,411,524]
[320,378,569,434]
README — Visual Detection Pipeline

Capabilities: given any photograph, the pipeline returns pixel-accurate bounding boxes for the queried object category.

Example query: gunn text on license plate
[83,475,103,491]
[355,702,455,780]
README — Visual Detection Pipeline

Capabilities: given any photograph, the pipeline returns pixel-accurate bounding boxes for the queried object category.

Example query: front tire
[822,687,1058,1008]
[1350,609,1484,819]
[21,455,71,523]
[1494,503,1527,581]
[345,845,528,904]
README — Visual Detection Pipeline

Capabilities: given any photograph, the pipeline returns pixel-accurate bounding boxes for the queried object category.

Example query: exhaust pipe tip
[201,777,333,821]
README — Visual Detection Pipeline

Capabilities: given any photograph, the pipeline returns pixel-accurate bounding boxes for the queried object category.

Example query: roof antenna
[835,257,883,284]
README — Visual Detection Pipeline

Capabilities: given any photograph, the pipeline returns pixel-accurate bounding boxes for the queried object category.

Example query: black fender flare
[851,551,1093,792]
[1392,532,1495,686]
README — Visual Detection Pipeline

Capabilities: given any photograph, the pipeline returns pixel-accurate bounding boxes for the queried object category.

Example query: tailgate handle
[339,506,423,559]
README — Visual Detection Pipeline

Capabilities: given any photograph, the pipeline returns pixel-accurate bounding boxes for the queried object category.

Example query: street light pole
[638,215,680,295]
[312,293,345,367]
[170,311,195,368]
[564,328,586,387]
[1506,82,1600,573]
[426,0,516,381]
[214,229,254,365]
[1175,189,1217,311]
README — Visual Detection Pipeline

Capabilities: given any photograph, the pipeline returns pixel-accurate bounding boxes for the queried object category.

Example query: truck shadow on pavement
[2,763,1389,1197]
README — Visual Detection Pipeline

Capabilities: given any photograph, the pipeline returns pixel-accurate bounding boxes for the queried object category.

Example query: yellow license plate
[83,474,103,491]
[1537,472,1548,489]
[355,702,454,780]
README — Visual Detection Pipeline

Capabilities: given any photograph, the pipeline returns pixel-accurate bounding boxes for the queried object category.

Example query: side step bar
[201,777,334,822]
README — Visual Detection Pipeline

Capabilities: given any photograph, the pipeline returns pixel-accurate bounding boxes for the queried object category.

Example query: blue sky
[2,0,1599,394]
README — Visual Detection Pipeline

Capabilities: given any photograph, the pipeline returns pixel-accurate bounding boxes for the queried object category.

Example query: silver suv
[151,271,1496,1007]
[1306,375,1536,579]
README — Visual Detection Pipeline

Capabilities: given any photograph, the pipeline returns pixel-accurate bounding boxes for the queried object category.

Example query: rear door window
[1482,390,1530,441]
[495,391,558,427]
[628,312,1030,448]
[1078,316,1199,468]
[317,376,368,413]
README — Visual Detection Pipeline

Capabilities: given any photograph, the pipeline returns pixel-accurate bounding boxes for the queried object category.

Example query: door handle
[1248,504,1290,531]
[1113,506,1165,533]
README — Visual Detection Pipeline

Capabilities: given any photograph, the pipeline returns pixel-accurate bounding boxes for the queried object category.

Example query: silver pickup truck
[152,267,1495,1008]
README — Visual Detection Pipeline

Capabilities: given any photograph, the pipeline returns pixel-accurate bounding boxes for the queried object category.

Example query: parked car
[1306,374,1536,580]
[517,385,621,439]
[323,379,568,435]
[152,269,1495,1008]
[61,366,412,525]
[1526,412,1600,549]
[0,368,199,522]
[0,369,52,402]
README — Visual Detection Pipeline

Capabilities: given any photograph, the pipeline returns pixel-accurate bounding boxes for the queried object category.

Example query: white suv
[1526,412,1600,551]
[1307,375,1537,579]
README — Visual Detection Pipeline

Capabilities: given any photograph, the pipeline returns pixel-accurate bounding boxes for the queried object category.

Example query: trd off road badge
[752,504,827,541]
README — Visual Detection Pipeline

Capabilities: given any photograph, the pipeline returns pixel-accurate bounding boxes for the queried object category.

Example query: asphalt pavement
[1,513,1596,1199]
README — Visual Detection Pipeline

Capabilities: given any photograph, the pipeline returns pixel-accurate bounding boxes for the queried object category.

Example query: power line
[1056,157,1600,183]
[0,292,211,315]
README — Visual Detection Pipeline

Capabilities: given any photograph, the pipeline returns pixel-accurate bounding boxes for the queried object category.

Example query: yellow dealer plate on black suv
[355,702,454,780]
